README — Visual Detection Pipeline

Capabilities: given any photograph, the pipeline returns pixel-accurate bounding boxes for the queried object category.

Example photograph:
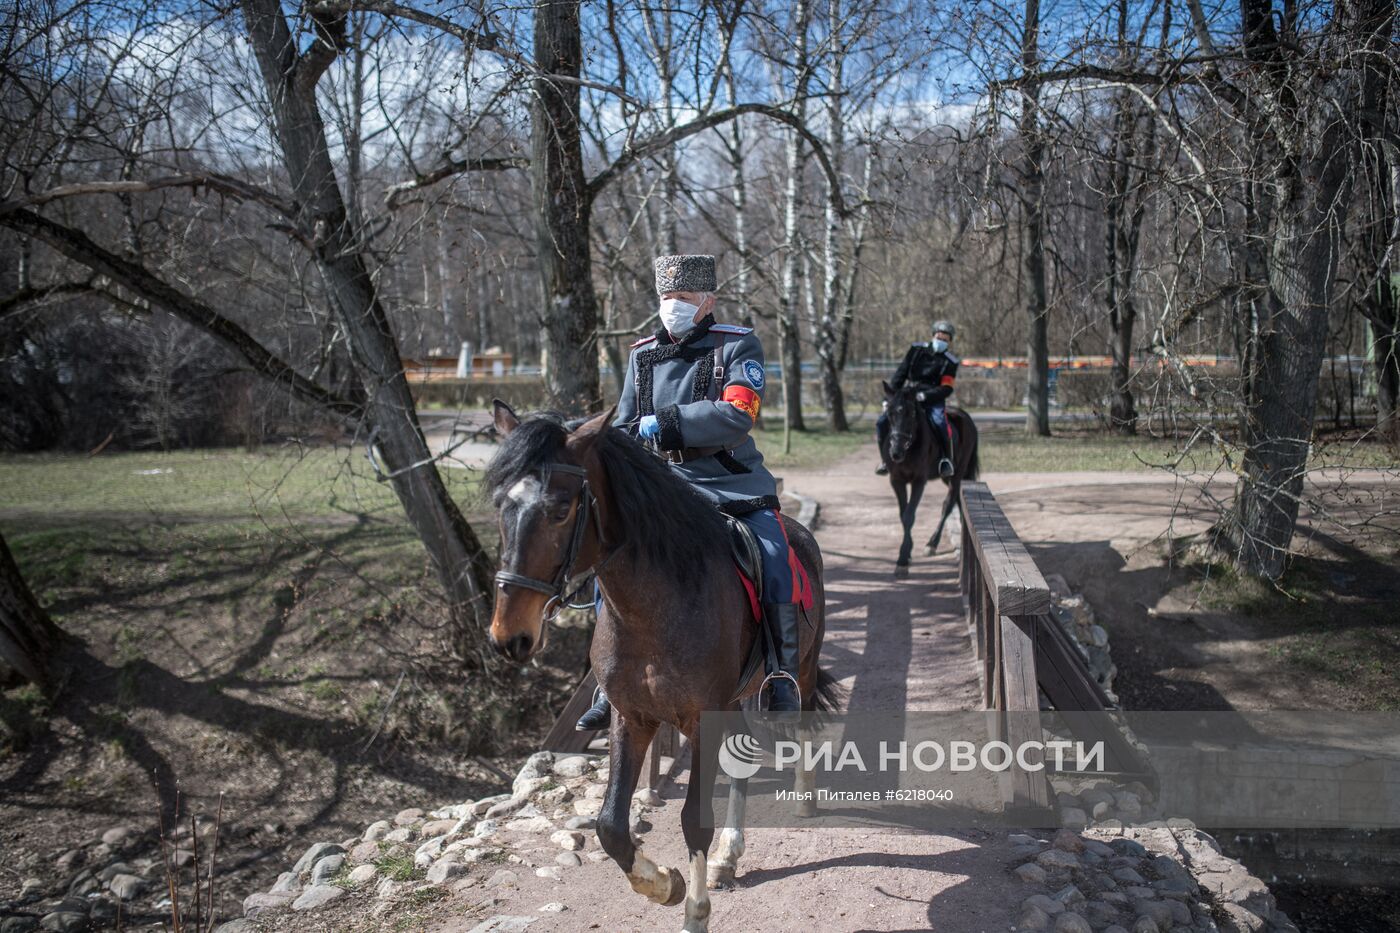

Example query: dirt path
[423,444,1025,932]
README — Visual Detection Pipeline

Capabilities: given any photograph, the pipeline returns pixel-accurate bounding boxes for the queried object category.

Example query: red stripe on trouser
[776,513,801,605]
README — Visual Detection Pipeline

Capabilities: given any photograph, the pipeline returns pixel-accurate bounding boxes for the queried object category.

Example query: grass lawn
[752,422,872,470]
[979,429,1186,472]
[0,446,496,664]
[978,425,1400,473]
[1189,543,1400,711]
[0,446,486,521]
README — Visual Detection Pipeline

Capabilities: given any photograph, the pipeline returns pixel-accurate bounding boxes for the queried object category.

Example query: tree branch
[0,281,97,321]
[1,208,362,419]
[306,0,641,104]
[587,103,851,216]
[383,155,529,210]
[0,174,296,220]
[297,6,351,94]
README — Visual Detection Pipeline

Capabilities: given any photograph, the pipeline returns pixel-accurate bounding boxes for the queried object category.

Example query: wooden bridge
[542,478,1150,820]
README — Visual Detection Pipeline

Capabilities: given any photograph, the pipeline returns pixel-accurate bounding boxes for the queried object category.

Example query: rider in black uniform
[875,320,959,478]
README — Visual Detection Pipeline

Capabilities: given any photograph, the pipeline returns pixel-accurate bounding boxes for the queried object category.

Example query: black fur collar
[636,314,719,416]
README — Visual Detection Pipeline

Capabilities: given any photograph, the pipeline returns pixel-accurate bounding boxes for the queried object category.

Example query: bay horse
[880,381,980,577]
[484,401,837,933]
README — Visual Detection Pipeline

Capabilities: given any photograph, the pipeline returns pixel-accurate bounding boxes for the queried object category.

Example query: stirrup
[875,462,889,475]
[938,457,954,478]
[760,670,801,714]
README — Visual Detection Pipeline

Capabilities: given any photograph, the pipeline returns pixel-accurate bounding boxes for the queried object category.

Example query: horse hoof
[894,565,910,579]
[924,545,936,556]
[661,866,687,907]
[796,801,818,819]
[707,865,736,890]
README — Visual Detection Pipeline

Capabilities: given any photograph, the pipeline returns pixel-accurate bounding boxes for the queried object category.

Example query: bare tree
[1216,0,1395,577]
[776,0,814,432]
[238,0,499,630]
[0,530,66,692]
[1017,0,1051,436]
[531,0,602,415]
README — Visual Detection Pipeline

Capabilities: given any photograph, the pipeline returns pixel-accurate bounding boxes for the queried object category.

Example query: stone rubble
[222,748,654,926]
[1011,582,1299,933]
[0,820,258,932]
[1044,573,1116,700]
[1008,821,1299,933]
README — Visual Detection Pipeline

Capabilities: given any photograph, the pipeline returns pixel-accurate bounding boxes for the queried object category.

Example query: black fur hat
[654,255,716,294]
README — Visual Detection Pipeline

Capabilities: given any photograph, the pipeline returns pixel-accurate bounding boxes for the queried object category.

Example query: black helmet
[932,320,956,339]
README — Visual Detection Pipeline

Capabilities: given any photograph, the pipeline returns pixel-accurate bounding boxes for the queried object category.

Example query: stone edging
[1007,822,1299,933]
[785,489,820,531]
[224,751,638,931]
[1018,581,1298,933]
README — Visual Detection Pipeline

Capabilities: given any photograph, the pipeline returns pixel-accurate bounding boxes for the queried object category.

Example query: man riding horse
[875,320,959,478]
[576,254,804,730]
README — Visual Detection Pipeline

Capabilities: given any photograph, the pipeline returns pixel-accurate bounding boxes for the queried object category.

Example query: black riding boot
[875,418,891,475]
[575,686,611,731]
[935,412,955,477]
[762,602,802,714]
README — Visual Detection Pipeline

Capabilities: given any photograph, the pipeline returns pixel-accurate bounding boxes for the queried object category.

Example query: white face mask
[931,338,949,353]
[658,297,702,337]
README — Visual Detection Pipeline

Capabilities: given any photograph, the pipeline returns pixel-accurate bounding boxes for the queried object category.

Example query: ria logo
[718,732,764,779]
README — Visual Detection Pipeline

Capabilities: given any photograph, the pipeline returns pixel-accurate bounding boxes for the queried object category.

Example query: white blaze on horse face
[506,476,540,504]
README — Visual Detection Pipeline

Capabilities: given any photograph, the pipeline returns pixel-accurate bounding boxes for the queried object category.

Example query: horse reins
[494,462,608,623]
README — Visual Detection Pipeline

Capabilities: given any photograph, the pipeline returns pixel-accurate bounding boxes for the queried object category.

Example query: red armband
[940,375,956,387]
[722,384,761,421]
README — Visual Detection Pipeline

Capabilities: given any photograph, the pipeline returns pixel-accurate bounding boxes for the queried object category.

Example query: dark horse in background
[879,381,980,577]
[484,401,838,933]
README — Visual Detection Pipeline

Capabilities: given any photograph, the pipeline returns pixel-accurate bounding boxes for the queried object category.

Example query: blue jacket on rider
[614,314,794,604]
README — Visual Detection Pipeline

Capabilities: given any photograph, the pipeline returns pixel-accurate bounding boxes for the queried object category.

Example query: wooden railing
[958,481,1151,821]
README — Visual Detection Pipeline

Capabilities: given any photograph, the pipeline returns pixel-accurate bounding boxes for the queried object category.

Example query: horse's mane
[484,412,729,579]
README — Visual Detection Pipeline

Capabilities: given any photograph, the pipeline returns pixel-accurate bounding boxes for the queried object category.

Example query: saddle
[726,516,765,603]
[724,515,815,703]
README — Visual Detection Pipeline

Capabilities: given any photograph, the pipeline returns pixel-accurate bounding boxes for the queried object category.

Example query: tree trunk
[725,60,752,328]
[1109,309,1136,434]
[1375,324,1400,447]
[1019,0,1051,437]
[531,0,602,416]
[0,530,66,692]
[815,0,848,432]
[777,0,812,433]
[239,0,496,639]
[1104,1,1144,436]
[1355,0,1398,447]
[1225,0,1385,579]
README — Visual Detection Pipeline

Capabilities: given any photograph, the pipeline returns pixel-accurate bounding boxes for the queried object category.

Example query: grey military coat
[613,315,780,515]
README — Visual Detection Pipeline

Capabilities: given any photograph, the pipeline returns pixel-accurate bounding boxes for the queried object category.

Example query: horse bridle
[888,389,929,456]
[494,462,602,622]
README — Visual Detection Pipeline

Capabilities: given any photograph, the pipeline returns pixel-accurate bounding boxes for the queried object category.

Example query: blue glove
[638,414,660,439]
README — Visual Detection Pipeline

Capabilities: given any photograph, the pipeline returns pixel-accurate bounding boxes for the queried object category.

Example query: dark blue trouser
[739,508,795,604]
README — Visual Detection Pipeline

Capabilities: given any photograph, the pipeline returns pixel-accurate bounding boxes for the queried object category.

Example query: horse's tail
[812,667,843,713]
